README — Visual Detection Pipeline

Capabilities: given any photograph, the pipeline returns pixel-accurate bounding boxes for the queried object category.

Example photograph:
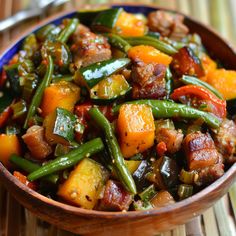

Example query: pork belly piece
[22,125,52,159]
[131,63,167,99]
[97,180,133,211]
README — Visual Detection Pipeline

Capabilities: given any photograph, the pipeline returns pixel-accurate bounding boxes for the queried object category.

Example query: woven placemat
[0,0,235,235]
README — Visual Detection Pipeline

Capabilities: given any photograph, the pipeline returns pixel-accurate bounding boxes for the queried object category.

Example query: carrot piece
[114,11,146,37]
[0,134,21,168]
[117,104,155,158]
[206,69,236,100]
[13,171,37,190]
[128,45,172,65]
[40,81,80,117]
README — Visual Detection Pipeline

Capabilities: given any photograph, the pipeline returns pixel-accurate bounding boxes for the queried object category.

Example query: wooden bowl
[0,4,236,235]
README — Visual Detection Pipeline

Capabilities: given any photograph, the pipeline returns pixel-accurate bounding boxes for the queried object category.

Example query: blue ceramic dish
[0,4,235,235]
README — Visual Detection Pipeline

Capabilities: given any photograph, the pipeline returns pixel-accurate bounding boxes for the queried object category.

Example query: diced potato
[0,134,21,168]
[57,158,109,209]
[40,81,80,117]
[117,104,155,158]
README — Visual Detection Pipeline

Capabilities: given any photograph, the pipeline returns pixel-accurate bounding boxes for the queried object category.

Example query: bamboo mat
[0,0,236,235]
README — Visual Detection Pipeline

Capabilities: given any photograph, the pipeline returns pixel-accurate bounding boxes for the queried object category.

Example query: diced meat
[71,27,112,68]
[71,24,90,43]
[147,10,189,40]
[183,131,220,170]
[171,47,205,77]
[155,127,184,154]
[97,180,133,211]
[150,190,175,208]
[22,125,52,159]
[131,63,167,99]
[213,119,236,163]
[195,163,224,186]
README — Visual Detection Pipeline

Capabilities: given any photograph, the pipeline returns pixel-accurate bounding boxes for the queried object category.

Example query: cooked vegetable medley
[1,7,236,211]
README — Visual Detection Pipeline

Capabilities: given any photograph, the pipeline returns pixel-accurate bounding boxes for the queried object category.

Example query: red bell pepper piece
[0,106,12,128]
[75,102,114,123]
[0,70,7,88]
[156,141,167,157]
[13,171,37,190]
[171,85,226,118]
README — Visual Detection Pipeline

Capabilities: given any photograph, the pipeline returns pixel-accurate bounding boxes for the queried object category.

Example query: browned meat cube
[22,125,52,159]
[195,163,224,186]
[72,29,111,68]
[147,10,189,40]
[71,24,90,42]
[150,190,175,208]
[171,47,205,77]
[155,126,184,154]
[213,119,236,163]
[97,180,133,211]
[131,63,166,99]
[183,131,220,170]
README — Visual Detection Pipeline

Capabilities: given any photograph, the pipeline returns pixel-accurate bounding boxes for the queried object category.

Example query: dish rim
[0,2,236,219]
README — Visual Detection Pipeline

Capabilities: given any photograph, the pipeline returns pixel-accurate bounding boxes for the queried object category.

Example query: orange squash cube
[117,104,155,158]
[58,158,109,209]
[199,54,217,81]
[115,11,146,37]
[128,45,172,66]
[0,134,21,168]
[206,69,236,100]
[40,81,80,117]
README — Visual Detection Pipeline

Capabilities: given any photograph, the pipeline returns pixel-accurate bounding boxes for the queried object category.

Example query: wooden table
[0,0,236,235]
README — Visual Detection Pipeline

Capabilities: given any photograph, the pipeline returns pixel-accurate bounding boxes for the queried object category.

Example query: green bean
[165,67,173,99]
[124,36,177,55]
[57,18,79,43]
[52,75,74,83]
[23,56,54,129]
[10,154,59,184]
[113,100,221,128]
[180,75,224,99]
[103,33,131,53]
[27,138,104,181]
[89,107,137,194]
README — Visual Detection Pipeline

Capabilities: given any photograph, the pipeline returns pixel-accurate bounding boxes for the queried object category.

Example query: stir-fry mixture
[0,7,236,211]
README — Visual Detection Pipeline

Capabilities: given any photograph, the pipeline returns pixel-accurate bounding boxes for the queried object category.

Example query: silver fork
[0,0,69,33]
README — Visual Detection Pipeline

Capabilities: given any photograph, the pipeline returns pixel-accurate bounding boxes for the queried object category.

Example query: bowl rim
[0,2,236,219]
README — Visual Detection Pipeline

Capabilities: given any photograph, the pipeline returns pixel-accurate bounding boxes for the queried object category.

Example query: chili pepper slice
[171,85,226,118]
